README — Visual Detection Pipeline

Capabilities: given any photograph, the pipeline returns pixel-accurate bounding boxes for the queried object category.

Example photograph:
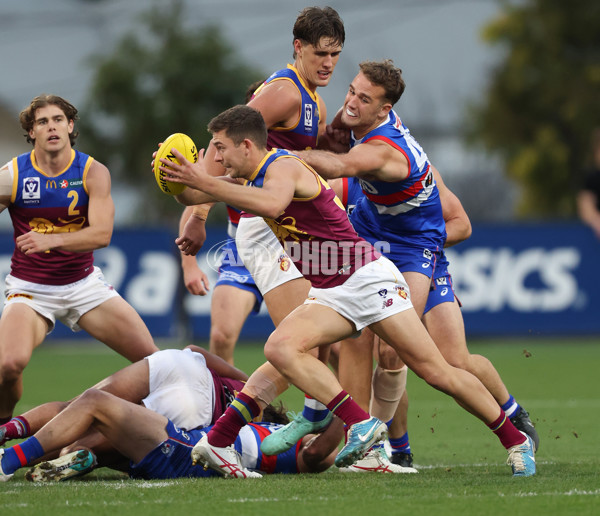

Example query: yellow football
[153,133,198,195]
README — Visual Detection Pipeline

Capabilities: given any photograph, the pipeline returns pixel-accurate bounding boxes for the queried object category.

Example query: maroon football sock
[1,416,30,441]
[326,390,370,427]
[207,392,261,448]
[487,411,526,449]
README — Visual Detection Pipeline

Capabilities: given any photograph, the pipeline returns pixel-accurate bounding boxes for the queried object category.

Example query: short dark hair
[208,105,268,148]
[359,60,406,106]
[292,6,345,58]
[19,94,79,146]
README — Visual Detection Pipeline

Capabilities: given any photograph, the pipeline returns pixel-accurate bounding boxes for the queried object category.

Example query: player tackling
[159,104,536,478]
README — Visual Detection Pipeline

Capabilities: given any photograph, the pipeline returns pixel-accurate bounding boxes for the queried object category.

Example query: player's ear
[379,102,393,118]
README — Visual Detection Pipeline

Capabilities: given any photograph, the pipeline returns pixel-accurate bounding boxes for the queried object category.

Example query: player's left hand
[16,231,54,254]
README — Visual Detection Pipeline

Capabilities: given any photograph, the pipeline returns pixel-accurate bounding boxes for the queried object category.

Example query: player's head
[208,105,268,176]
[341,60,406,137]
[20,94,79,146]
[358,60,406,106]
[261,401,290,425]
[293,6,345,56]
[292,6,345,89]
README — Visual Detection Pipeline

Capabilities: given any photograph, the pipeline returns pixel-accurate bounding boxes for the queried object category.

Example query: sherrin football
[154,133,198,195]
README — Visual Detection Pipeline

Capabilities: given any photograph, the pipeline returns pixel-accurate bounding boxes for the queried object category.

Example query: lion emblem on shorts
[279,255,291,272]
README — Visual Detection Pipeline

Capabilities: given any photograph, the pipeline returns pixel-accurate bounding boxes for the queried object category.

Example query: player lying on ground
[0,346,248,462]
[0,384,340,481]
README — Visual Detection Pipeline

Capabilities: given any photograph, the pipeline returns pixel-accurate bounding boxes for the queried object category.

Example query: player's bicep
[247,81,299,128]
[85,161,115,230]
[0,164,13,211]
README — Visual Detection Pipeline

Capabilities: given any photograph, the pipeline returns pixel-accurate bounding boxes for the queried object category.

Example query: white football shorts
[304,255,414,331]
[235,216,303,295]
[4,266,120,333]
[142,348,215,431]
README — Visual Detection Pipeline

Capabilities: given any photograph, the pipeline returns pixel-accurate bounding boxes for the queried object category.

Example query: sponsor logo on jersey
[23,177,40,200]
[160,442,174,456]
[423,249,433,260]
[436,276,448,286]
[60,180,68,189]
[46,180,57,189]
[304,104,313,132]
[378,289,388,297]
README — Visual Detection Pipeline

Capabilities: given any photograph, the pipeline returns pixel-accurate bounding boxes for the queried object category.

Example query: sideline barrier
[0,222,597,339]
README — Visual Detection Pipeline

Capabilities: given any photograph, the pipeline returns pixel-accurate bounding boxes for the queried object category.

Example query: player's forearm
[297,150,348,179]
[45,225,113,253]
[201,176,286,219]
[444,216,472,247]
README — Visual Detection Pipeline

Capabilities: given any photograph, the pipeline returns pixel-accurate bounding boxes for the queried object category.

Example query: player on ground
[0,382,338,482]
[160,104,536,478]
[0,346,248,450]
[0,95,158,425]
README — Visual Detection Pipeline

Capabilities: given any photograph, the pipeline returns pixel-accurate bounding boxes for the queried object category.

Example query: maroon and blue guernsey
[246,149,379,288]
[8,149,94,285]
[253,64,321,152]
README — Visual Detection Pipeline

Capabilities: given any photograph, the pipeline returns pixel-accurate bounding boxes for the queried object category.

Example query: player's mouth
[47,135,60,143]
[344,107,357,118]
[317,71,331,80]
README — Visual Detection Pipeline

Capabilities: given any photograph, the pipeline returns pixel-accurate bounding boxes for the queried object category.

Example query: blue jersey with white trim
[349,110,446,251]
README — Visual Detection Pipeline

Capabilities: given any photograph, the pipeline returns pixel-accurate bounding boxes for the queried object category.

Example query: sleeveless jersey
[210,371,245,425]
[246,149,378,288]
[7,149,95,285]
[349,110,446,253]
[254,64,321,151]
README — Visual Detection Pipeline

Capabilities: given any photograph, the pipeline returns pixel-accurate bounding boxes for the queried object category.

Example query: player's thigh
[90,359,151,404]
[86,390,168,464]
[210,284,256,336]
[78,297,157,360]
[0,303,47,369]
[401,271,432,318]
[267,303,356,355]
[263,277,311,327]
[423,299,470,365]
[369,308,450,382]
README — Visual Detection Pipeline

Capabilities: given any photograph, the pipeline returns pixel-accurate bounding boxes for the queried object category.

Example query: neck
[292,61,317,94]
[33,147,72,176]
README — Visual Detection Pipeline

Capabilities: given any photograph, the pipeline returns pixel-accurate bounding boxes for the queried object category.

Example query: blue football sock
[302,395,330,423]
[1,437,44,475]
[501,394,520,419]
[389,432,411,455]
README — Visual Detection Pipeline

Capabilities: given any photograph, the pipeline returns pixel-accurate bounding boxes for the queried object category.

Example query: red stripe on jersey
[226,206,241,225]
[341,177,349,208]
[253,425,278,473]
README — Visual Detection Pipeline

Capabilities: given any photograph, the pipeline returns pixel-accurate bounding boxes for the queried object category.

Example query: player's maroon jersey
[246,149,378,288]
[7,150,95,285]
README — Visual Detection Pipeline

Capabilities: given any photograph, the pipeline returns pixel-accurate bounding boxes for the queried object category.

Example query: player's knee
[0,356,27,383]
[210,327,236,355]
[264,334,287,369]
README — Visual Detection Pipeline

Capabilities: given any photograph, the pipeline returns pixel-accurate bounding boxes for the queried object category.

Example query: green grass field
[2,338,599,515]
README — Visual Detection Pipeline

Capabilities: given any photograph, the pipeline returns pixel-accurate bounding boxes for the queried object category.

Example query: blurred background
[1,0,599,341]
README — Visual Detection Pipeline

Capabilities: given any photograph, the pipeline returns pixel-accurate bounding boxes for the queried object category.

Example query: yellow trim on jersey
[82,156,94,196]
[248,149,278,183]
[30,149,76,177]
[10,157,19,204]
